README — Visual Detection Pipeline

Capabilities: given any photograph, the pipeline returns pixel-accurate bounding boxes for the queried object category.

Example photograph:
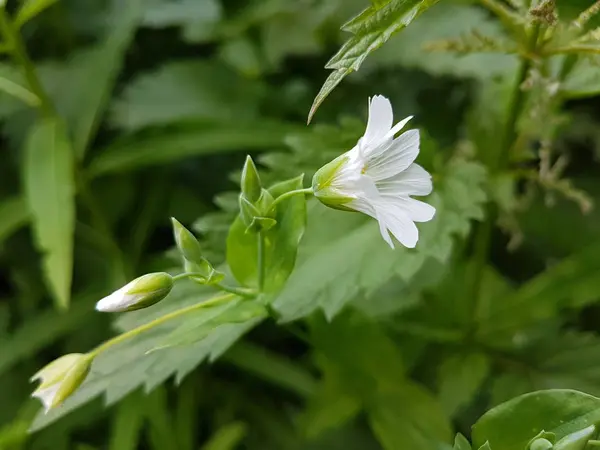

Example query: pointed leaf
[24,118,76,309]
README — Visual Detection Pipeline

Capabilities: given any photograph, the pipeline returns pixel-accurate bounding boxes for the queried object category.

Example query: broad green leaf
[87,121,301,178]
[109,61,264,130]
[59,0,142,159]
[0,196,29,245]
[152,299,268,351]
[227,175,307,293]
[14,0,58,27]
[438,352,490,417]
[201,422,247,450]
[454,434,472,450]
[367,384,452,450]
[30,284,261,430]
[308,0,440,122]
[366,3,517,80]
[562,58,600,99]
[273,159,487,322]
[24,118,76,309]
[472,390,600,450]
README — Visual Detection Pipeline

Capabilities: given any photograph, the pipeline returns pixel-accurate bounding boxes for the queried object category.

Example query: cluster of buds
[238,156,277,233]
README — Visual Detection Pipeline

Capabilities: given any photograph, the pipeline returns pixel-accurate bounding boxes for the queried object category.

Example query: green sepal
[171,217,204,264]
[184,259,225,286]
[241,155,262,203]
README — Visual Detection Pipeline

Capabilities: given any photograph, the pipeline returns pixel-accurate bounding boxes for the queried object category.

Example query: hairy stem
[88,293,235,358]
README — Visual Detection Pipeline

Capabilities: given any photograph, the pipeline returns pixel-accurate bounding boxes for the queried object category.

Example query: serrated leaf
[273,159,487,322]
[0,196,29,245]
[87,121,300,178]
[30,284,262,431]
[109,61,264,131]
[472,390,600,450]
[308,0,440,122]
[227,175,307,293]
[438,352,490,417]
[24,118,76,309]
[14,0,58,27]
[152,299,268,351]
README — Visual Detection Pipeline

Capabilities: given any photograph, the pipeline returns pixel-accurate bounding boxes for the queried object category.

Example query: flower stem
[257,232,266,292]
[172,273,256,298]
[0,7,54,117]
[88,293,235,358]
[269,188,313,212]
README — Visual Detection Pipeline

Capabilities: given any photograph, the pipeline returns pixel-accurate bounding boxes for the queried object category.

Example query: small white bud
[95,272,173,313]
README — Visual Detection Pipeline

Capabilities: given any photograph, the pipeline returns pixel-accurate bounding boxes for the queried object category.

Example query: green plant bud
[530,438,553,450]
[554,425,595,450]
[239,194,261,227]
[241,155,262,203]
[311,154,355,211]
[95,272,174,312]
[31,353,92,412]
[171,217,203,264]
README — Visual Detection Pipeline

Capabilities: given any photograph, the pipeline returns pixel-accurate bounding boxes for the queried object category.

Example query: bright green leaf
[454,434,472,450]
[227,175,307,293]
[24,118,76,309]
[308,0,440,122]
[108,393,145,450]
[472,390,600,450]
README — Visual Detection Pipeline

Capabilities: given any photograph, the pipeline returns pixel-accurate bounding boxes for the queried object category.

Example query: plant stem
[88,293,235,358]
[269,188,313,212]
[0,7,53,117]
[172,273,256,298]
[257,232,266,292]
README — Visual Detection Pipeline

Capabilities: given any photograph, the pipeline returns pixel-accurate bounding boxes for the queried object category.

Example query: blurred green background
[3,0,600,449]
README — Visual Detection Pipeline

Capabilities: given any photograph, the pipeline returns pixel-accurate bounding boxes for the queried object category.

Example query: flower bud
[311,154,355,211]
[184,259,225,285]
[171,217,203,264]
[238,194,276,233]
[95,272,173,312]
[31,353,92,412]
[530,438,553,450]
[241,155,262,203]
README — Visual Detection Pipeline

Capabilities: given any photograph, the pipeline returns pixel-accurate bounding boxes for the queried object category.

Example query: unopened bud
[530,438,553,450]
[554,425,595,450]
[171,217,203,264]
[31,353,92,412]
[239,194,277,233]
[241,155,262,203]
[95,272,173,312]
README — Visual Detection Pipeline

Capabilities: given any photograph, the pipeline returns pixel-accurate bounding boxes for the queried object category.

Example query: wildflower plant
[2,0,600,449]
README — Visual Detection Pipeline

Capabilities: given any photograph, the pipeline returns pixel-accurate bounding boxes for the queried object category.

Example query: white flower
[312,95,435,249]
[95,272,174,313]
[31,353,91,412]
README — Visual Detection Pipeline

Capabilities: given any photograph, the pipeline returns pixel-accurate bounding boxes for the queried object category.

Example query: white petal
[374,199,419,248]
[384,115,413,141]
[362,95,393,149]
[376,164,432,196]
[395,197,436,222]
[365,129,420,181]
[32,384,60,412]
[95,287,133,312]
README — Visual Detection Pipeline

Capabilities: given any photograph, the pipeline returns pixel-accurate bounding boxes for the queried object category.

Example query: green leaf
[30,284,261,431]
[152,299,268,351]
[142,0,221,30]
[367,384,452,450]
[201,421,247,450]
[0,196,29,245]
[273,159,487,322]
[438,352,490,417]
[14,0,58,27]
[561,57,600,99]
[109,61,264,130]
[227,175,307,293]
[24,118,76,309]
[87,121,300,178]
[59,0,142,159]
[365,3,517,80]
[308,0,440,122]
[454,434,472,450]
[108,393,145,450]
[472,390,600,450]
